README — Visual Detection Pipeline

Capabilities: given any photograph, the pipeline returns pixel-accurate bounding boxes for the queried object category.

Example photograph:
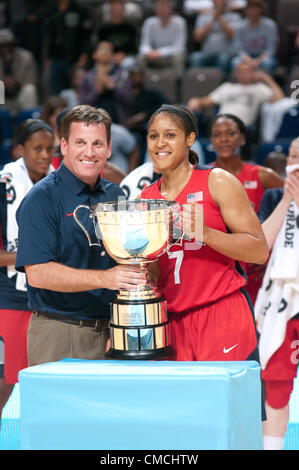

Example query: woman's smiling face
[210,117,245,159]
[147,113,195,172]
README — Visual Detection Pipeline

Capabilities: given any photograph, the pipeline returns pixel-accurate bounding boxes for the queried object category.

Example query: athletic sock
[263,435,284,450]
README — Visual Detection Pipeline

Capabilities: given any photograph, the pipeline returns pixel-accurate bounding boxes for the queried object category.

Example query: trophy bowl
[94,199,176,263]
[73,199,180,360]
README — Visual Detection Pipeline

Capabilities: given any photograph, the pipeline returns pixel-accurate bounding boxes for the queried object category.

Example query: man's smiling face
[60,121,111,188]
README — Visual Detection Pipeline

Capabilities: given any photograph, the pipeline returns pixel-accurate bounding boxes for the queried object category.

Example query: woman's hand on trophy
[179,202,205,243]
[100,264,147,291]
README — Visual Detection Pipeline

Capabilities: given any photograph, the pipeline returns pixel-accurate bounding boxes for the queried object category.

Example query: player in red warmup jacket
[141,104,269,365]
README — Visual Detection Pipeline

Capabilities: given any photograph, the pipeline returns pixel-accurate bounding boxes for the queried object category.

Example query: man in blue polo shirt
[15,105,146,366]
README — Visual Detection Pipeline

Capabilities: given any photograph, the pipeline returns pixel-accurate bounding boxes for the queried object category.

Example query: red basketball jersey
[141,165,246,314]
[237,163,264,212]
[211,162,264,212]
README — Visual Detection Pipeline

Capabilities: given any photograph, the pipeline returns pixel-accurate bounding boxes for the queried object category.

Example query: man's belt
[34,311,109,330]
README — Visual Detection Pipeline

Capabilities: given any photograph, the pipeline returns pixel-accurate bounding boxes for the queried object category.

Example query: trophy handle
[162,204,184,253]
[165,203,205,253]
[73,204,102,248]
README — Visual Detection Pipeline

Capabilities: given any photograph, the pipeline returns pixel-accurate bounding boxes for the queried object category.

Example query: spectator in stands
[38,0,92,95]
[60,66,85,108]
[97,0,138,70]
[98,0,144,25]
[110,123,140,174]
[231,0,279,74]
[12,2,43,68]
[188,61,285,130]
[78,40,131,125]
[183,0,247,16]
[0,28,38,112]
[189,0,243,74]
[123,65,171,164]
[260,95,298,143]
[138,0,187,78]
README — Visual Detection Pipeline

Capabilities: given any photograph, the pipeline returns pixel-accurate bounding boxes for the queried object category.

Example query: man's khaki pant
[27,312,110,367]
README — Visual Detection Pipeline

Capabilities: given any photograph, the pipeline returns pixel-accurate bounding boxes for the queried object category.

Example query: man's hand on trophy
[180,203,205,243]
[100,264,147,291]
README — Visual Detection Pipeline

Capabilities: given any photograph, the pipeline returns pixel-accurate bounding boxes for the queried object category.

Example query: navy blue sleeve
[257,188,284,223]
[15,183,58,273]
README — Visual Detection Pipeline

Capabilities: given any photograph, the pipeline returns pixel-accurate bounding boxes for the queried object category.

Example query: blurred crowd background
[0,0,299,175]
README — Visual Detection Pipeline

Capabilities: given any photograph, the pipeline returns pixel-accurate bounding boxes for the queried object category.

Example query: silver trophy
[73,199,181,360]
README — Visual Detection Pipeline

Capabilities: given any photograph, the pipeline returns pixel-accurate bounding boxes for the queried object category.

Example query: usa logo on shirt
[187,191,203,202]
[244,180,258,189]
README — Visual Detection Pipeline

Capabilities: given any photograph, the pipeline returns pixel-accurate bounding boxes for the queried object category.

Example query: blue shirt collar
[56,163,107,196]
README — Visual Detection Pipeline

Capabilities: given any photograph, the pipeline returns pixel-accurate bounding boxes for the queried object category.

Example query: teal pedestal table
[18,359,263,450]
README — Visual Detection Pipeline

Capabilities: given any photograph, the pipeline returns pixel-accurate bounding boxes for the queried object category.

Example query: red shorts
[261,318,299,409]
[168,290,257,361]
[0,309,32,384]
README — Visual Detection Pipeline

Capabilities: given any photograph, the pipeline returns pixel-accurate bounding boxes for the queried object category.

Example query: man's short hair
[61,105,112,142]
[247,0,263,8]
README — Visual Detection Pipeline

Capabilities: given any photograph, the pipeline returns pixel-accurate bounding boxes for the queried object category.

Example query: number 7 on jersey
[168,250,184,284]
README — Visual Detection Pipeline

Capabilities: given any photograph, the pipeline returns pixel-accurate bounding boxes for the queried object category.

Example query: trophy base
[108,288,173,361]
[106,346,174,361]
